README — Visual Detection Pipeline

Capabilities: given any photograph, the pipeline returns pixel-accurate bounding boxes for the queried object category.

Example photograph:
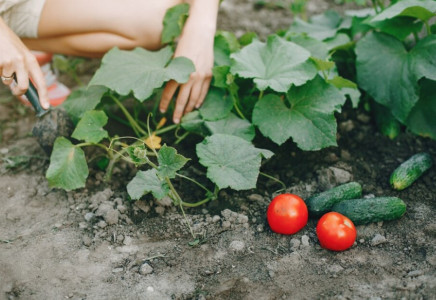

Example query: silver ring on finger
[1,74,14,82]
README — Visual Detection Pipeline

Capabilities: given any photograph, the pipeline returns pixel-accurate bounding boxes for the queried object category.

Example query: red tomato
[267,193,308,235]
[316,212,357,251]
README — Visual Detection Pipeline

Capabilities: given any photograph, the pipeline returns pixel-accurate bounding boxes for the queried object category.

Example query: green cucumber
[372,101,401,140]
[390,152,433,191]
[305,182,362,217]
[331,196,406,225]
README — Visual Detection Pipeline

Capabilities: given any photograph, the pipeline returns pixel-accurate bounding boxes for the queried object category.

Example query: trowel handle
[26,79,48,117]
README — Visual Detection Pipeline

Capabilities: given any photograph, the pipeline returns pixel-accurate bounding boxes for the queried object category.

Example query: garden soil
[1,1,436,299]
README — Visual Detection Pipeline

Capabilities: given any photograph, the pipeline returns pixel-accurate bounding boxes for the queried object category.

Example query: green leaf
[369,16,423,41]
[230,35,317,92]
[89,47,195,101]
[161,3,190,44]
[406,79,436,139]
[327,76,361,108]
[370,0,436,22]
[199,88,233,121]
[287,11,343,41]
[205,113,255,141]
[239,32,258,46]
[356,32,436,122]
[180,111,209,136]
[157,145,190,179]
[71,110,108,144]
[127,169,169,200]
[310,57,336,71]
[252,76,346,150]
[212,65,231,88]
[196,134,273,190]
[46,137,89,191]
[288,35,329,59]
[324,33,351,51]
[214,31,240,66]
[62,86,108,124]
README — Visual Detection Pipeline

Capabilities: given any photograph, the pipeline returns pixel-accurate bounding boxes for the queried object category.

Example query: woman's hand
[0,18,49,109]
[159,0,219,124]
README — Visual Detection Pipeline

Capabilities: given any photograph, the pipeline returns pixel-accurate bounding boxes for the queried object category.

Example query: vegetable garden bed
[1,0,435,299]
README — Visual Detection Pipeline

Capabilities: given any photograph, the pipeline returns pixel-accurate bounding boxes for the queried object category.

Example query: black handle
[26,79,48,117]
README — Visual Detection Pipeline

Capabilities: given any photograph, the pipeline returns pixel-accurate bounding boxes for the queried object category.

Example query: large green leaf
[62,86,108,124]
[406,79,436,139]
[205,113,255,141]
[196,134,273,190]
[252,76,346,150]
[327,76,361,108]
[127,169,169,200]
[230,35,317,92]
[214,31,240,66]
[356,32,436,122]
[161,3,190,44]
[199,88,233,121]
[71,110,108,144]
[180,111,209,136]
[370,0,436,22]
[287,11,344,41]
[157,145,189,179]
[46,137,89,191]
[89,47,195,101]
[369,16,423,41]
[288,35,329,59]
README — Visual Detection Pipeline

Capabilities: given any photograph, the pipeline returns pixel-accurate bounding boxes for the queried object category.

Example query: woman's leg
[23,0,182,57]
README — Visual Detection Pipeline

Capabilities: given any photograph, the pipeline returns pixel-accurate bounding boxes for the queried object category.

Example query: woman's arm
[0,17,49,109]
[159,0,220,124]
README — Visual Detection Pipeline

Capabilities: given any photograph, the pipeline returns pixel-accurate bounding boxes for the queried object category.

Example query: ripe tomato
[267,193,308,235]
[316,212,357,251]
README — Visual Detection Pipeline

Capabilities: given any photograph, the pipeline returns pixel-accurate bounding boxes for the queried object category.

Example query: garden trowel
[19,78,74,154]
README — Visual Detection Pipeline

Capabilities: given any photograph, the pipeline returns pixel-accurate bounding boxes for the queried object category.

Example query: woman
[0,0,219,124]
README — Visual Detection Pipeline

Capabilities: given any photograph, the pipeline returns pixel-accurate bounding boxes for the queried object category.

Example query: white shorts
[0,0,47,38]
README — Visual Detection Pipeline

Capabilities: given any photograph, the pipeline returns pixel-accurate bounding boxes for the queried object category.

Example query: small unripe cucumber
[305,182,362,217]
[390,153,433,191]
[372,101,401,140]
[332,197,406,225]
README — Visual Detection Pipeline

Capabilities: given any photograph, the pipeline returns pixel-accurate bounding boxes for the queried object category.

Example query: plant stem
[175,131,190,144]
[233,99,246,120]
[176,173,214,195]
[75,142,110,154]
[109,94,147,137]
[154,124,179,136]
[181,197,213,208]
[229,84,246,120]
[424,21,431,35]
[165,177,196,239]
[259,171,286,191]
[258,90,264,101]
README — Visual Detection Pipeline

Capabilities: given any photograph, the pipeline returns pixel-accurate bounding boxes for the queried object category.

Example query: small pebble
[112,267,124,273]
[406,270,424,278]
[139,263,154,275]
[82,236,92,247]
[229,240,245,252]
[301,235,310,247]
[290,238,301,250]
[84,212,95,222]
[97,220,107,228]
[371,234,387,246]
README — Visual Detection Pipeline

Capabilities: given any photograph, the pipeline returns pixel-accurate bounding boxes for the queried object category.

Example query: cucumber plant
[286,0,436,139]
[45,0,435,208]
